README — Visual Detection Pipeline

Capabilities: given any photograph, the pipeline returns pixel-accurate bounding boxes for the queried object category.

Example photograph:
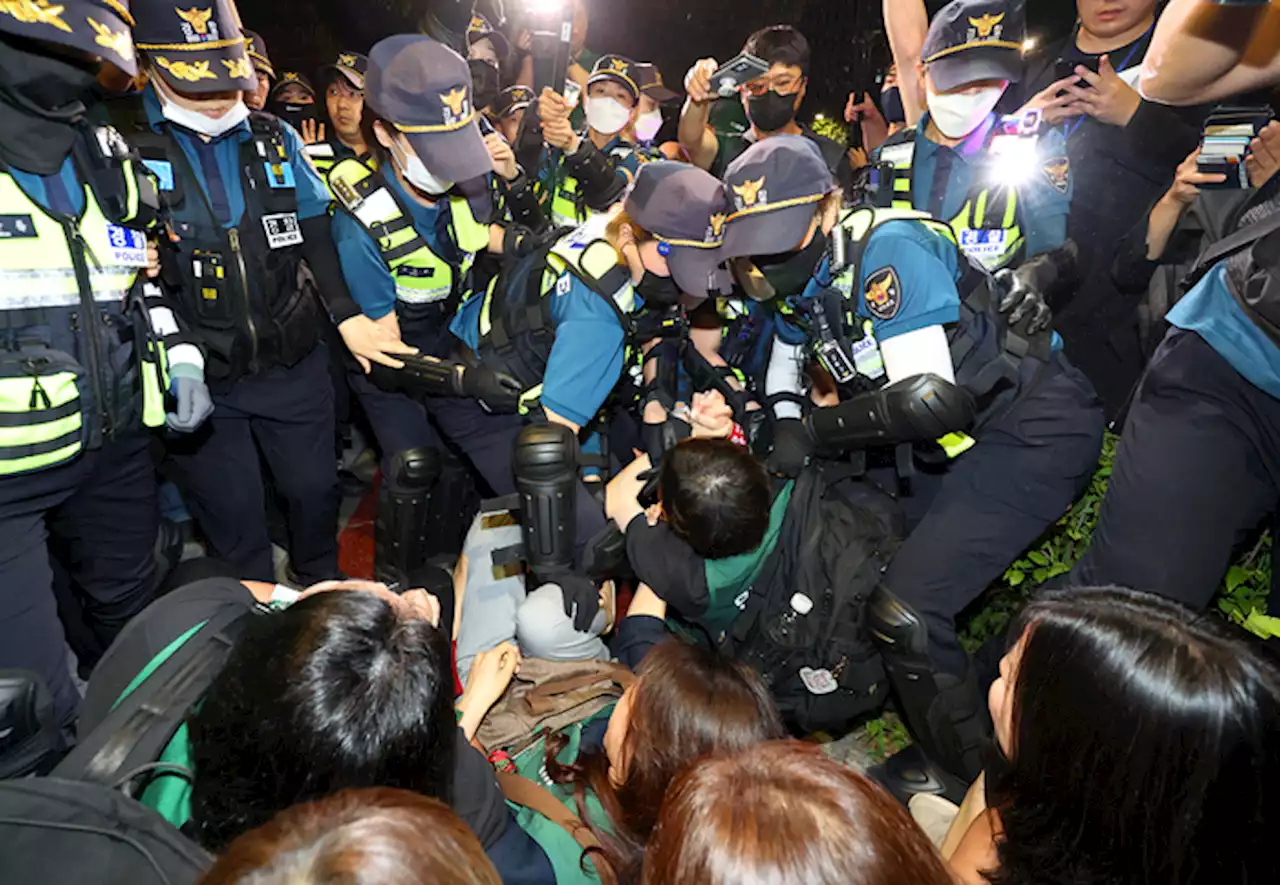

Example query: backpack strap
[1186,209,1280,285]
[495,770,603,853]
[526,664,637,699]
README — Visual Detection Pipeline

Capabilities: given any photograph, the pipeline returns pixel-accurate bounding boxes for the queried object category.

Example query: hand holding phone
[710,53,771,98]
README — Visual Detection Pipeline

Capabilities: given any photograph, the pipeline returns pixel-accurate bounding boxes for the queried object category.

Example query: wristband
[489,749,516,773]
[730,423,747,448]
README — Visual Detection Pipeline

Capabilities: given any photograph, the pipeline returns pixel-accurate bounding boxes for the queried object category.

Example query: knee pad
[376,447,442,584]
[388,447,442,493]
[868,584,931,663]
[512,423,579,580]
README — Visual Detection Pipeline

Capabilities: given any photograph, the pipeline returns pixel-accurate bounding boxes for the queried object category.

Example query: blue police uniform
[136,87,342,585]
[540,136,639,227]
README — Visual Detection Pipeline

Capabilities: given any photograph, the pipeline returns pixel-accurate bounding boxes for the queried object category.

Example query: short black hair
[743,25,811,77]
[659,438,772,559]
[188,592,456,852]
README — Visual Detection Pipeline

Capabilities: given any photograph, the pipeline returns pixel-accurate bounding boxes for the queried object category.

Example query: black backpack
[727,464,900,733]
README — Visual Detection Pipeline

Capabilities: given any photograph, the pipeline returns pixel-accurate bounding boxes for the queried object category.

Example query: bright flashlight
[526,0,567,14]
[1022,36,1037,52]
[815,113,826,122]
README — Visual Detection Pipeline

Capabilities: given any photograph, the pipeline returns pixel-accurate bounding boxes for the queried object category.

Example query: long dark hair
[550,640,785,884]
[988,586,1280,885]
[189,592,456,851]
[642,740,953,885]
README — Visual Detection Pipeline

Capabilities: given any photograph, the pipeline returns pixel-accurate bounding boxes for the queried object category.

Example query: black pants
[881,356,1106,677]
[0,435,158,727]
[168,345,339,584]
[1069,330,1280,609]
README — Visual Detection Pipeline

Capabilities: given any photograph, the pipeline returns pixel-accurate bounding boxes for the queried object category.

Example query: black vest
[125,111,320,388]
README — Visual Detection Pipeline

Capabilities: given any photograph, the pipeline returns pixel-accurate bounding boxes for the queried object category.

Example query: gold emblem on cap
[87,16,132,60]
[605,57,629,74]
[338,52,358,67]
[708,213,727,238]
[154,56,217,82]
[282,71,300,82]
[175,6,212,34]
[222,55,252,79]
[440,86,468,116]
[469,13,485,31]
[968,12,1004,39]
[0,0,72,33]
[733,176,766,208]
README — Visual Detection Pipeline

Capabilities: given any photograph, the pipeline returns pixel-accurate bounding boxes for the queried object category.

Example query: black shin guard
[375,447,442,585]
[512,423,579,582]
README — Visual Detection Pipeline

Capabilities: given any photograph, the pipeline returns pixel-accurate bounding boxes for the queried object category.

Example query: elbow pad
[565,140,627,212]
[369,354,464,398]
[502,172,548,234]
[805,374,976,452]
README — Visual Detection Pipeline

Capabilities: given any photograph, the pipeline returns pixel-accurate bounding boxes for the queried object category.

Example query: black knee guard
[868,585,989,782]
[513,423,579,582]
[375,447,442,585]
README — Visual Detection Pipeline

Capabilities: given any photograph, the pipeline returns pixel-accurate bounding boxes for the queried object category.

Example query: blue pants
[0,435,158,727]
[879,355,1105,677]
[167,345,339,584]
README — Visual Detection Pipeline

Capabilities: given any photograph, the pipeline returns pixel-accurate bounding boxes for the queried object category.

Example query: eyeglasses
[741,75,804,98]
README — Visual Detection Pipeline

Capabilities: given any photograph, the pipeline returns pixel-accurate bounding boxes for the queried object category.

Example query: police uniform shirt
[331,169,455,321]
[142,88,331,228]
[879,112,1071,260]
[1167,267,1280,399]
[9,158,87,219]
[451,259,631,428]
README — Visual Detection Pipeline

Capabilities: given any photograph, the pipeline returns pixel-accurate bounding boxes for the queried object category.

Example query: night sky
[249,0,1080,121]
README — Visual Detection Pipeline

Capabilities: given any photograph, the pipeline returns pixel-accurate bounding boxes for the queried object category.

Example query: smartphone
[710,53,770,98]
[1053,58,1094,91]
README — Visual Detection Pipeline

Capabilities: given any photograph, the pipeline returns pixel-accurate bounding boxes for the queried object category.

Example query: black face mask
[746,89,798,133]
[469,59,501,112]
[880,86,905,125]
[635,270,682,306]
[753,229,828,300]
[270,101,316,133]
[0,36,98,174]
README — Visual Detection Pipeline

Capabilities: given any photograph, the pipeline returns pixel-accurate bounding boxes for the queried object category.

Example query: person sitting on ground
[197,787,501,885]
[947,585,1280,885]
[643,740,954,885]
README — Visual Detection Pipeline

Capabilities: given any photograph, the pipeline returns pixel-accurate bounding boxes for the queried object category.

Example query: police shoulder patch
[1042,156,1070,194]
[863,266,901,321]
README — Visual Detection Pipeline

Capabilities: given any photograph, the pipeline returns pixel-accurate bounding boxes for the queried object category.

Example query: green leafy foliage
[810,115,849,145]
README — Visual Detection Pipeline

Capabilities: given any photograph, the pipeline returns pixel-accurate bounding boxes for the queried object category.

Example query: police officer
[490,85,536,147]
[307,52,372,181]
[631,63,680,160]
[466,12,507,117]
[876,0,1070,272]
[538,54,641,228]
[267,71,320,141]
[720,136,1104,795]
[127,0,412,585]
[0,0,213,728]
[329,34,530,583]
[242,30,273,111]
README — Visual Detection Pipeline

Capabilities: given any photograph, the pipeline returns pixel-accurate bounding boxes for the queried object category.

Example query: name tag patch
[262,212,303,249]
[959,229,1009,264]
[143,159,175,191]
[106,224,149,267]
[851,333,885,380]
[0,214,36,239]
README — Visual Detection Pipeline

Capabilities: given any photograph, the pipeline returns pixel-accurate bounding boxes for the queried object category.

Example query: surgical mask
[160,91,250,138]
[393,141,454,196]
[926,84,1003,139]
[634,108,663,144]
[635,269,681,306]
[469,58,501,111]
[585,96,632,136]
[746,89,798,133]
[880,86,905,125]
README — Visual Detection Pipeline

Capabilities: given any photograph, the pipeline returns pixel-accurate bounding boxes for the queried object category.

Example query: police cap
[493,85,535,119]
[269,71,316,103]
[635,63,680,104]
[366,34,492,185]
[320,50,368,91]
[921,0,1024,93]
[243,29,273,80]
[0,0,137,76]
[133,0,254,92]
[721,134,833,259]
[467,12,509,61]
[588,54,641,105]
[625,161,732,300]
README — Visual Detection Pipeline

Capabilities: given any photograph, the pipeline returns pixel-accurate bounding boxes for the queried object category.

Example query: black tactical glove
[766,417,813,478]
[641,416,691,463]
[460,365,524,414]
[994,268,1053,335]
[556,572,602,633]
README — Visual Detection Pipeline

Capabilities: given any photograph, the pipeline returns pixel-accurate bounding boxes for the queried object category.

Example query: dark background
[249,0,1079,121]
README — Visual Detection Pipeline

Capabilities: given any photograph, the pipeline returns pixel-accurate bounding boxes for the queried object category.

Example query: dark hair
[553,639,785,883]
[188,592,456,851]
[643,740,953,885]
[989,586,1280,885]
[359,105,394,169]
[197,788,500,885]
[659,438,771,559]
[743,25,811,77]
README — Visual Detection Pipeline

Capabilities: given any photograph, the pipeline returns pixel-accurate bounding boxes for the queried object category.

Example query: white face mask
[585,96,632,136]
[926,84,1004,139]
[158,91,250,138]
[394,141,454,196]
[634,108,663,143]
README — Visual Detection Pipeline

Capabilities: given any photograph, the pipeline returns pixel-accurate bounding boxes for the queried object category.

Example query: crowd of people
[2,0,1280,882]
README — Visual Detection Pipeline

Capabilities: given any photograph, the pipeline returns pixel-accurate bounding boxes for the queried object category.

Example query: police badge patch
[863,267,901,320]
[1042,156,1070,194]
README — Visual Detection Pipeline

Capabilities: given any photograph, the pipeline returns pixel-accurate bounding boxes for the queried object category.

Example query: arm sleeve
[765,336,805,419]
[539,278,626,426]
[879,324,957,385]
[332,211,398,321]
[611,613,671,672]
[1022,130,1071,257]
[859,225,961,342]
[624,515,710,616]
[300,214,362,325]
[139,281,204,379]
[1123,100,1208,175]
[281,122,335,221]
[1111,196,1167,295]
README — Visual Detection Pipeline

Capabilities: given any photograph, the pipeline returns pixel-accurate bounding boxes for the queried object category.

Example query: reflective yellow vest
[329,158,491,306]
[0,159,168,476]
[878,129,1024,272]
